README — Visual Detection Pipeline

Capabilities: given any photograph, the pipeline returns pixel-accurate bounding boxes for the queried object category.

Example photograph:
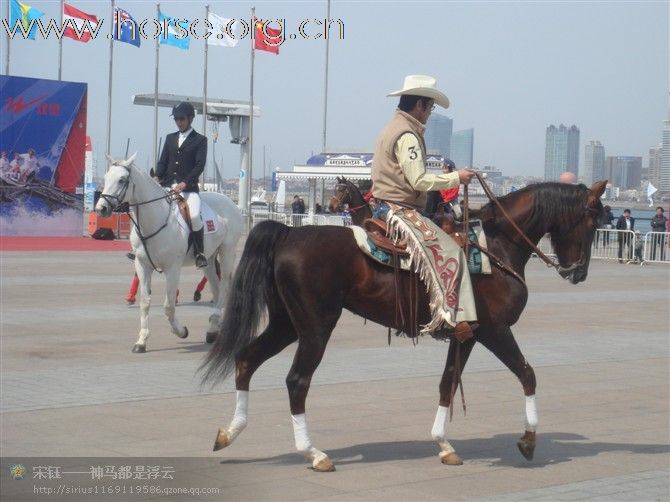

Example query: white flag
[208,12,240,47]
[647,182,658,207]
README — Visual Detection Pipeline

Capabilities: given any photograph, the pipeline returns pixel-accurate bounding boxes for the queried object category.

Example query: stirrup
[195,253,208,269]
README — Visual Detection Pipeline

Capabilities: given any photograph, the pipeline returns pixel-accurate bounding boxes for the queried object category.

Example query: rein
[468,172,560,271]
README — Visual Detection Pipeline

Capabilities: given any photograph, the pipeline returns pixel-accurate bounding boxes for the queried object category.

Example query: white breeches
[180,190,203,231]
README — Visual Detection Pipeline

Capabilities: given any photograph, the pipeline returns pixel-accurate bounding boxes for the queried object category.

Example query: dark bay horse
[201,180,607,471]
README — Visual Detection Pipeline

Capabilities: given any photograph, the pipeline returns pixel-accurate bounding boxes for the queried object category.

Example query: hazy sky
[3,0,668,180]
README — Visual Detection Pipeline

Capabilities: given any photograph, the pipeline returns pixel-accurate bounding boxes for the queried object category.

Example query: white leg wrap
[226,391,248,441]
[524,395,538,432]
[431,405,456,458]
[291,414,328,466]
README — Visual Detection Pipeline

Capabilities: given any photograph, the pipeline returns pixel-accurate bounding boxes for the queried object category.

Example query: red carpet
[0,237,132,252]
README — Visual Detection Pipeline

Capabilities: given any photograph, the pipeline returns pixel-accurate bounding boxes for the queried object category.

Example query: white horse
[95,154,243,353]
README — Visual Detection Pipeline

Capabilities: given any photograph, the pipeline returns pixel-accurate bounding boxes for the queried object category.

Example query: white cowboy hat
[387,75,450,109]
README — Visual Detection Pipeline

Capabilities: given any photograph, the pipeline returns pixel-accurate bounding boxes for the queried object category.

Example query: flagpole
[58,0,63,79]
[202,4,209,190]
[322,0,330,153]
[153,3,160,171]
[248,6,256,226]
[4,0,10,74]
[105,0,115,164]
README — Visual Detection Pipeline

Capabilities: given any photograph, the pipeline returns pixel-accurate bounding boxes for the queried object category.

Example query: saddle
[362,216,469,256]
[363,218,409,258]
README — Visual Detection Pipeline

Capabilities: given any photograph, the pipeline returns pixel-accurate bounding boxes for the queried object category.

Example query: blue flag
[10,0,44,40]
[158,11,190,50]
[113,7,140,47]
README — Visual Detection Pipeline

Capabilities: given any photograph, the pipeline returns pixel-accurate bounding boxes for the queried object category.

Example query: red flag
[254,19,281,54]
[63,3,99,43]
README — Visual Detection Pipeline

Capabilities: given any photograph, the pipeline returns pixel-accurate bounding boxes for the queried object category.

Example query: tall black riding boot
[193,228,208,269]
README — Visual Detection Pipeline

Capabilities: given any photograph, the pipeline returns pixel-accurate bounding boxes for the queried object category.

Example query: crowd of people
[594,206,668,263]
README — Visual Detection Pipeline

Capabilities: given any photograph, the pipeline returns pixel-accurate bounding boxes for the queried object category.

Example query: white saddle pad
[174,200,218,234]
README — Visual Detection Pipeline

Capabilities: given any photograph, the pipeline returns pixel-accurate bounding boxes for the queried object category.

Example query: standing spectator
[291,195,305,226]
[615,209,635,263]
[595,205,615,249]
[632,231,644,264]
[650,206,668,261]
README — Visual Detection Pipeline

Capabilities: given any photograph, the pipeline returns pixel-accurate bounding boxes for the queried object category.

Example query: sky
[2,0,668,180]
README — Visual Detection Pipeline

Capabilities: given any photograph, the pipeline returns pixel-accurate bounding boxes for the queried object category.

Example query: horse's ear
[105,154,114,165]
[588,180,607,205]
[126,152,137,167]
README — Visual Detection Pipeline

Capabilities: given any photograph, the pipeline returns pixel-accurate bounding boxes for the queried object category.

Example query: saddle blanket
[174,200,218,234]
[349,221,491,275]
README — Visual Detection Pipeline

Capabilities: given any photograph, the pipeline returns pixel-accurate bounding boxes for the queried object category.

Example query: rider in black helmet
[154,101,209,268]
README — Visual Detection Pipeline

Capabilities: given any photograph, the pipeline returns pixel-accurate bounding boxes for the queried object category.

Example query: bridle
[100,164,174,273]
[467,171,598,281]
[333,182,368,213]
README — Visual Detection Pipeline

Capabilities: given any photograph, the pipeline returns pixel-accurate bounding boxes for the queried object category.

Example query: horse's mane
[474,182,591,235]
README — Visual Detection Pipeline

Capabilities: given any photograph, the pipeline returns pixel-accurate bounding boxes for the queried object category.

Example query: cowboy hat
[387,75,450,109]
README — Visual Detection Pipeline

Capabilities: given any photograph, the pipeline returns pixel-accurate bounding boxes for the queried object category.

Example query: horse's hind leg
[163,265,188,339]
[284,307,341,472]
[477,325,538,460]
[433,336,477,465]
[213,308,297,451]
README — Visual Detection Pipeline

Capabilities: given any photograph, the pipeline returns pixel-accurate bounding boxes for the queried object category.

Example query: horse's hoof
[312,457,335,472]
[213,429,230,451]
[517,431,536,461]
[206,332,217,344]
[517,439,535,461]
[193,291,201,302]
[131,344,146,353]
[177,327,189,339]
[440,452,463,466]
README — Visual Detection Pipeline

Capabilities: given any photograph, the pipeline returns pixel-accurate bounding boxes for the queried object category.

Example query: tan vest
[371,110,428,209]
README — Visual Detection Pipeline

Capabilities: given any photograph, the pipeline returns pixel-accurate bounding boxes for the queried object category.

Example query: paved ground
[1,246,668,501]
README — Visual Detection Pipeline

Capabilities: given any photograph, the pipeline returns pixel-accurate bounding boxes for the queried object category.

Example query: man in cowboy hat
[371,75,477,340]
[154,101,208,268]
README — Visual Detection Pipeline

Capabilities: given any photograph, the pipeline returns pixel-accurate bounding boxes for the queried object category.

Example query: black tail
[200,220,290,386]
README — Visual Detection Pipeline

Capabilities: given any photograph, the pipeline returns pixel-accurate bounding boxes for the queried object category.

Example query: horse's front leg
[133,260,153,353]
[164,265,188,339]
[432,336,477,465]
[477,325,538,461]
[206,250,234,343]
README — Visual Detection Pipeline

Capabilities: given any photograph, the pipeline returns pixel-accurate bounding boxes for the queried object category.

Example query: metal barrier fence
[538,229,670,264]
[250,212,353,228]
[643,232,669,263]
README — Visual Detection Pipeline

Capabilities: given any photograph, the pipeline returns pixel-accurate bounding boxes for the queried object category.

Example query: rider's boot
[193,228,208,269]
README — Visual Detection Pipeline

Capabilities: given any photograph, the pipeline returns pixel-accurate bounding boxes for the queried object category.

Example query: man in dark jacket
[154,102,208,268]
[615,209,635,263]
[650,206,667,260]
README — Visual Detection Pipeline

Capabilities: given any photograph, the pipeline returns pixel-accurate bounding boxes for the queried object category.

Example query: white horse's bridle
[101,163,175,273]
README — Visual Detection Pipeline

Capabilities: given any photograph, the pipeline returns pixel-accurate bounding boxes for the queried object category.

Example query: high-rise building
[605,156,642,189]
[450,129,474,167]
[424,113,453,158]
[583,140,605,185]
[661,118,670,193]
[648,144,662,187]
[544,124,580,180]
